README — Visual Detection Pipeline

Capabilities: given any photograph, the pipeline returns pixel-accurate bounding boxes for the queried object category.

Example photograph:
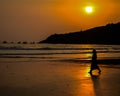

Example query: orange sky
[0,0,120,41]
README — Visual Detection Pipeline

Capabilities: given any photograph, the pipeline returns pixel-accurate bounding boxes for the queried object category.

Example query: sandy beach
[0,60,120,96]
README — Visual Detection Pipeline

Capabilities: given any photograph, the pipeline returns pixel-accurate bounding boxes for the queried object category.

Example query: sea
[0,43,120,63]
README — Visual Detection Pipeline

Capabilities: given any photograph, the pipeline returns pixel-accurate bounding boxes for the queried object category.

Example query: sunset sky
[0,0,120,41]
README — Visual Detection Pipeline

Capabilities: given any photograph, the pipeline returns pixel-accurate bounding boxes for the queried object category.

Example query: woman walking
[89,49,101,74]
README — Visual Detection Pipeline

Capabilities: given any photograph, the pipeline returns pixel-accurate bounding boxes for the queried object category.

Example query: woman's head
[93,49,96,53]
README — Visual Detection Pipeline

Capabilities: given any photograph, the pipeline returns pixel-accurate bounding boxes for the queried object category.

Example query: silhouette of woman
[89,49,101,74]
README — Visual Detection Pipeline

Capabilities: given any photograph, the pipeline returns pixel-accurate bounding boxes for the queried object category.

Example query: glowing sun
[85,6,93,14]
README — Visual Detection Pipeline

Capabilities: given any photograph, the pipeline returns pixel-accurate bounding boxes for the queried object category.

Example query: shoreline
[0,57,120,64]
[55,58,120,64]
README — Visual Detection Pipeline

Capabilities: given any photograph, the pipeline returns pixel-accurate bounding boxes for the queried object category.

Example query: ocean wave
[0,46,112,50]
[0,50,120,56]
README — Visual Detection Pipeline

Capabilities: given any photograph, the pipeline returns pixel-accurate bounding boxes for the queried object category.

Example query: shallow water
[0,44,120,62]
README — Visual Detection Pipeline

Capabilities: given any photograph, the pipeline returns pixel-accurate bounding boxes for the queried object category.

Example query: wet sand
[0,61,120,96]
